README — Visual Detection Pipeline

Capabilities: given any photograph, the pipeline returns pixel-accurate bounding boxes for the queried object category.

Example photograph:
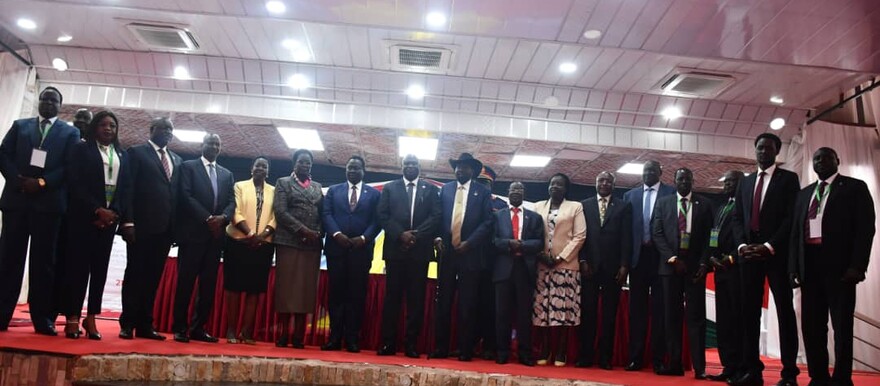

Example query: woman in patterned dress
[532,173,587,366]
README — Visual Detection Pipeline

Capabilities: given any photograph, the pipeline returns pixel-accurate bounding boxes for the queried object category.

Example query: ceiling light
[406,84,426,99]
[398,136,438,160]
[770,117,785,130]
[559,62,577,74]
[282,39,300,49]
[16,18,36,30]
[266,1,286,14]
[426,12,447,27]
[661,106,683,120]
[51,58,68,72]
[510,155,551,168]
[292,49,311,62]
[57,35,72,43]
[583,29,602,39]
[172,129,207,143]
[172,66,190,80]
[206,105,222,113]
[769,96,784,104]
[617,162,645,175]
[287,73,309,89]
[277,127,324,151]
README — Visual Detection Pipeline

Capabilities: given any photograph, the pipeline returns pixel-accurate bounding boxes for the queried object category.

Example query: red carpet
[2,307,878,386]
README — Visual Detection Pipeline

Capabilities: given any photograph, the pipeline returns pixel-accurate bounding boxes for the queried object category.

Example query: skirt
[274,245,321,314]
[223,237,274,294]
[532,267,581,327]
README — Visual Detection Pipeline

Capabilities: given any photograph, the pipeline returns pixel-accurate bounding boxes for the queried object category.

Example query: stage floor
[2,307,878,386]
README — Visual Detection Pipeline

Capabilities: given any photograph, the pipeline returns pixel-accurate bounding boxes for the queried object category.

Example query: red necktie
[678,197,688,233]
[750,172,766,232]
[511,207,520,240]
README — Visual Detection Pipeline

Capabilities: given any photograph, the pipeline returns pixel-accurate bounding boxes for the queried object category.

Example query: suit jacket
[492,207,544,282]
[789,175,875,282]
[322,182,381,256]
[0,117,79,214]
[623,183,676,267]
[579,196,633,274]
[66,141,130,227]
[226,179,276,242]
[175,159,235,244]
[377,178,441,262]
[119,142,183,236]
[439,180,494,270]
[273,177,323,250]
[652,194,714,276]
[533,199,587,272]
[731,166,800,261]
[709,198,738,258]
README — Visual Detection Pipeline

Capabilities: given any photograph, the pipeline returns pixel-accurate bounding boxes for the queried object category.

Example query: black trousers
[628,244,666,367]
[119,231,172,331]
[494,258,534,358]
[0,211,61,330]
[326,249,372,344]
[475,266,496,353]
[59,221,115,316]
[50,215,71,319]
[714,264,743,374]
[739,247,800,378]
[380,258,429,349]
[661,273,706,373]
[579,266,622,365]
[801,245,857,386]
[172,239,222,333]
[434,258,480,356]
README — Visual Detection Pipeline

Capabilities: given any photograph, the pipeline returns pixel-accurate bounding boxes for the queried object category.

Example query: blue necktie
[642,187,654,242]
[208,164,218,211]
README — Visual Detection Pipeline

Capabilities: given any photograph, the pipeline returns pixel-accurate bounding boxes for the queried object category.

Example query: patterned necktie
[511,207,520,240]
[805,181,828,240]
[350,185,358,211]
[642,188,654,242]
[451,186,466,247]
[406,182,415,227]
[208,164,218,211]
[750,171,766,232]
[158,148,171,181]
[679,197,689,233]
[599,197,607,226]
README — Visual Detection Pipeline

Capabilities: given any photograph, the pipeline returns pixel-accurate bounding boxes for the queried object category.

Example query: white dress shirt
[754,163,777,208]
[644,181,661,216]
[98,144,121,186]
[149,140,174,176]
[816,172,838,215]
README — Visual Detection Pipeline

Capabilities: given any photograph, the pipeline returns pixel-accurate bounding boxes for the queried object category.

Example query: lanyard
[813,182,831,215]
[101,144,115,180]
[716,200,734,226]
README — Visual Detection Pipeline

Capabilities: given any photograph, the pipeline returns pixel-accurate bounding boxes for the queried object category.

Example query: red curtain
[153,257,690,368]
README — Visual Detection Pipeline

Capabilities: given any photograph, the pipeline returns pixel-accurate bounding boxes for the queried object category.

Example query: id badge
[809,215,822,239]
[30,148,47,168]
[679,232,691,250]
[709,228,720,248]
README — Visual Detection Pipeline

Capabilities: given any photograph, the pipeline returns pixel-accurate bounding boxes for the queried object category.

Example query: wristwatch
[37,178,46,188]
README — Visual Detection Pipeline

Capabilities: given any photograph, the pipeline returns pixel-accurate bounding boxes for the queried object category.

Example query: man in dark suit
[376,154,441,358]
[431,153,494,361]
[652,168,713,378]
[473,165,507,360]
[789,147,874,386]
[171,134,234,343]
[0,87,79,335]
[706,170,745,382]
[118,117,182,340]
[72,109,92,141]
[321,155,381,353]
[622,160,675,371]
[730,133,801,386]
[492,181,543,366]
[577,171,632,369]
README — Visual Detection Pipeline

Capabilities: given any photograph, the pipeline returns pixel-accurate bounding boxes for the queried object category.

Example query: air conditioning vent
[126,23,200,52]
[388,43,454,74]
[657,69,737,98]
[399,48,443,67]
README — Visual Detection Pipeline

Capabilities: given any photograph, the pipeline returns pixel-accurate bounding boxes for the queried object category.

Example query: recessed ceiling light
[206,105,222,113]
[266,1,286,14]
[544,96,560,107]
[172,66,190,80]
[426,12,447,27]
[57,35,72,43]
[292,48,311,62]
[559,62,577,74]
[617,162,645,175]
[583,29,602,39]
[16,18,36,30]
[398,136,438,160]
[406,84,426,99]
[51,58,68,72]
[287,73,309,89]
[510,155,551,168]
[277,127,324,150]
[661,106,683,120]
[770,117,786,130]
[282,39,300,49]
[173,129,207,143]
[769,96,784,104]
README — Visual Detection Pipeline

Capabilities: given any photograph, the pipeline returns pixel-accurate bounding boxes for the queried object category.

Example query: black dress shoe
[481,350,496,360]
[429,350,448,359]
[275,336,288,347]
[404,345,419,358]
[119,328,134,340]
[519,356,536,367]
[346,343,360,353]
[291,339,305,349]
[707,373,733,382]
[377,345,396,356]
[189,330,219,343]
[173,332,190,343]
[657,367,685,376]
[34,326,58,336]
[624,362,642,371]
[321,341,342,351]
[695,372,708,380]
[728,372,764,386]
[495,354,509,364]
[458,354,472,362]
[774,378,798,386]
[135,328,167,341]
[575,358,593,368]
[598,363,613,370]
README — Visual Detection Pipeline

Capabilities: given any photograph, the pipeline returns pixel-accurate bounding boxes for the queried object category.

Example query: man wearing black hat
[472,165,507,360]
[431,153,494,361]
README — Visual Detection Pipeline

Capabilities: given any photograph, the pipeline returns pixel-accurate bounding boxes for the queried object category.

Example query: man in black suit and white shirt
[789,147,875,386]
[730,133,801,386]
[576,171,632,369]
[376,154,441,358]
[172,134,234,343]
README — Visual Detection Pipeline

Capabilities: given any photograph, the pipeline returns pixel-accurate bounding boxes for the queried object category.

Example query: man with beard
[0,87,79,335]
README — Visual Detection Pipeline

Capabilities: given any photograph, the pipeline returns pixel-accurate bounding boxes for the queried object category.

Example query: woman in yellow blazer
[223,157,276,344]
[532,173,587,366]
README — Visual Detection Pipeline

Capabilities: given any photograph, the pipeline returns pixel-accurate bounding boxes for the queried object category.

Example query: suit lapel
[500,208,514,238]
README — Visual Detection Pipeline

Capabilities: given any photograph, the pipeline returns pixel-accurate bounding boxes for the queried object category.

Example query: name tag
[709,228,720,248]
[30,148,47,168]
[680,232,691,250]
[809,215,823,239]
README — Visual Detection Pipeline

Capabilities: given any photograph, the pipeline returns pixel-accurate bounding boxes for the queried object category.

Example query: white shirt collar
[758,163,777,176]
[510,204,523,211]
[404,176,419,186]
[597,193,611,201]
[201,156,216,167]
[644,182,660,191]
[149,140,166,152]
[677,192,693,201]
[348,180,363,191]
[457,179,472,190]
[38,116,58,125]
[820,173,839,185]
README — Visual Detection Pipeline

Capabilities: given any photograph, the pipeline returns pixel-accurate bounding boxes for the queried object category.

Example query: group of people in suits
[0,88,874,386]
